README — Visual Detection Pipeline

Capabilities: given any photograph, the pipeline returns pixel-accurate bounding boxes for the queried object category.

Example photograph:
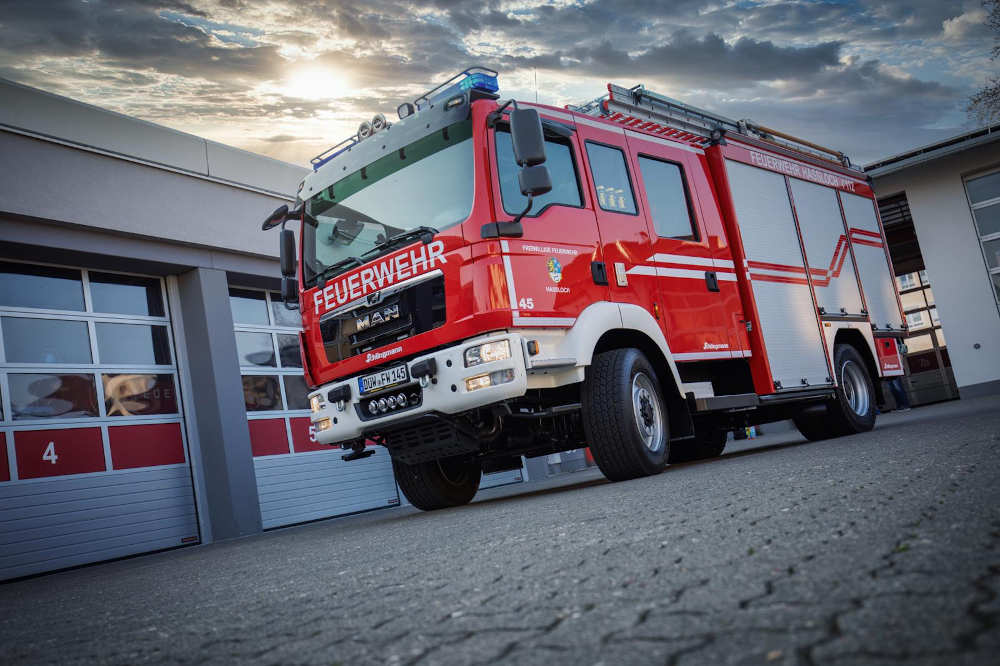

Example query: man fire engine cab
[262,67,906,510]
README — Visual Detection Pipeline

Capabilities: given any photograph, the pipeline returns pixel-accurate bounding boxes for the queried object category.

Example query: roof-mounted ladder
[568,83,853,168]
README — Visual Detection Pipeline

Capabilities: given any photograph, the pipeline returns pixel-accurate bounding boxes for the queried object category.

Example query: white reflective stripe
[518,104,577,125]
[717,273,738,281]
[673,351,733,360]
[733,349,753,357]
[627,265,737,281]
[573,114,626,134]
[656,267,710,280]
[513,316,576,327]
[626,265,657,276]
[624,129,704,154]
[500,240,519,317]
[648,253,715,267]
[715,259,736,269]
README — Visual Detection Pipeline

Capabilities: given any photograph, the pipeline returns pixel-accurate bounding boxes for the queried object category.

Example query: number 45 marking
[42,441,58,465]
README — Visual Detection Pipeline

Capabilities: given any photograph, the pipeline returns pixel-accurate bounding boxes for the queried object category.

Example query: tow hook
[341,441,376,462]
[411,358,438,388]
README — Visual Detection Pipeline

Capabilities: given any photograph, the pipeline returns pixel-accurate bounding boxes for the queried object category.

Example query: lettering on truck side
[313,240,447,315]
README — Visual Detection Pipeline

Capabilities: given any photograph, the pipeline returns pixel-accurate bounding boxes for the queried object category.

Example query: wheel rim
[631,372,665,453]
[841,360,870,416]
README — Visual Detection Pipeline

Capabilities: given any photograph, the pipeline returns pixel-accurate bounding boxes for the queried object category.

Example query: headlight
[310,395,322,414]
[465,368,515,392]
[316,417,332,432]
[464,340,511,367]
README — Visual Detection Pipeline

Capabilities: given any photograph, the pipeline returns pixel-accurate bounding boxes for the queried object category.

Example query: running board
[758,388,835,405]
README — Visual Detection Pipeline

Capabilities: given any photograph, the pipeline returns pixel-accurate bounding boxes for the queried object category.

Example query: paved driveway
[2,397,999,665]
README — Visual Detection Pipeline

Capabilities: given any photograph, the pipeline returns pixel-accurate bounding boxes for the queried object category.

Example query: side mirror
[518,164,552,198]
[281,276,297,308]
[510,108,546,167]
[280,228,296,278]
[262,204,289,230]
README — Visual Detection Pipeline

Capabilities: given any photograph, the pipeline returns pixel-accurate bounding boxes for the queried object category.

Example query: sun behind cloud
[268,66,350,100]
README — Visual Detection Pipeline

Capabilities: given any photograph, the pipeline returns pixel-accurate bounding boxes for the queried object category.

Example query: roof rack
[568,83,853,168]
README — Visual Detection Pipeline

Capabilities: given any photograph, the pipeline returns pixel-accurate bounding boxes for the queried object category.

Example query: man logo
[356,303,400,332]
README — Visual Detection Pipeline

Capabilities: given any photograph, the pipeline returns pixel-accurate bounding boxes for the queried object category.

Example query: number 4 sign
[42,441,58,464]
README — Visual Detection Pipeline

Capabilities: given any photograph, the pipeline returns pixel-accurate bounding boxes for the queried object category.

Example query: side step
[688,392,759,412]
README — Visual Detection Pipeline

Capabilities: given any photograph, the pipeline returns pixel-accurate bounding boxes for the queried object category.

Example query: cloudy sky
[0,1,994,166]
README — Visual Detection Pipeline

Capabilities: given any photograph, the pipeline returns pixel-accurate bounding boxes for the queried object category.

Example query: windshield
[303,119,474,285]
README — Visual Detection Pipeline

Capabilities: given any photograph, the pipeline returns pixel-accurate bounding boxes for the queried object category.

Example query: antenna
[534,69,538,103]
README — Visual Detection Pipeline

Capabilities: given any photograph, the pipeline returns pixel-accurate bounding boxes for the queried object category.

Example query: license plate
[358,365,409,395]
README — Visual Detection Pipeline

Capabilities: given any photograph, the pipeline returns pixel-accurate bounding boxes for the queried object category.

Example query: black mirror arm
[486,98,518,127]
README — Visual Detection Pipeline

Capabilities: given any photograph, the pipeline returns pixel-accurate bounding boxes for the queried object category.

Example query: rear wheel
[793,344,876,441]
[581,348,670,481]
[392,456,481,511]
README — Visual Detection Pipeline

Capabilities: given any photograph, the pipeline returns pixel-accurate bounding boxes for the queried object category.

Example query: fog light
[316,417,332,432]
[465,368,515,392]
[465,340,511,367]
[310,395,322,414]
[369,401,380,415]
[397,392,407,406]
[386,394,397,409]
[377,398,388,412]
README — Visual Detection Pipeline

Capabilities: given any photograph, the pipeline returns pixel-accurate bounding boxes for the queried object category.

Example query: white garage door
[230,288,399,529]
[0,261,199,581]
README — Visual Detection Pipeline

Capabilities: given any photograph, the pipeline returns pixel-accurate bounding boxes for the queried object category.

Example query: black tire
[581,348,670,481]
[392,456,481,511]
[793,344,876,441]
[670,424,728,463]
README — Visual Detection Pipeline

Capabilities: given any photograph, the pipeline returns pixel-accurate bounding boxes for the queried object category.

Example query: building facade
[0,79,521,581]
[866,126,1000,403]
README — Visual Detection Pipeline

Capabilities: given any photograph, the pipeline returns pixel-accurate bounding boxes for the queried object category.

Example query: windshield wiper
[316,256,364,285]
[362,226,439,259]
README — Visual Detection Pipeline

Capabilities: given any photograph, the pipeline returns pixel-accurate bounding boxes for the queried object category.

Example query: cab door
[486,111,605,326]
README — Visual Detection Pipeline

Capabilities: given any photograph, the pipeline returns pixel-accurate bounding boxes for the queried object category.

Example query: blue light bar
[460,71,499,94]
[415,66,499,110]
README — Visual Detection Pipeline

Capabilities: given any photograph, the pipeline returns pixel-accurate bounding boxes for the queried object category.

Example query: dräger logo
[366,346,403,363]
[703,341,730,350]
[313,240,447,315]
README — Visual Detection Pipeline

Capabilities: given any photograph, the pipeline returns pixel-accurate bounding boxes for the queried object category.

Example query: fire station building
[866,126,1000,404]
[0,79,522,580]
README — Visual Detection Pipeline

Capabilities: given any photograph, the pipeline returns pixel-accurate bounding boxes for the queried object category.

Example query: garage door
[0,261,199,581]
[230,288,400,529]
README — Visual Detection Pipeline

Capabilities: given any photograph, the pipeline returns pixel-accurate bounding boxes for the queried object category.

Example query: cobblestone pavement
[2,396,999,665]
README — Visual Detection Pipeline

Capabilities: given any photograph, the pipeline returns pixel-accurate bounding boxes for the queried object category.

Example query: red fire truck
[262,67,906,510]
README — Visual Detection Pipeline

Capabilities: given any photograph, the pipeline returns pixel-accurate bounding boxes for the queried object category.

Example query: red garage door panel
[108,423,185,470]
[1,433,9,482]
[15,428,106,479]
[249,419,290,457]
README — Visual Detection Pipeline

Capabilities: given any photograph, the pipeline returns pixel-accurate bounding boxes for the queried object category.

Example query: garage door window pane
[270,294,301,328]
[243,375,282,411]
[277,334,302,368]
[89,272,165,317]
[283,375,308,410]
[236,332,275,367]
[96,323,171,365]
[230,289,270,326]
[10,373,99,419]
[966,171,1000,205]
[0,262,85,311]
[3,317,92,364]
[104,373,178,416]
[982,238,1000,270]
[992,273,1000,303]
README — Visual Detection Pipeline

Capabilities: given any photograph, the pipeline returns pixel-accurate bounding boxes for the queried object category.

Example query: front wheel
[581,348,670,481]
[392,456,481,511]
[793,344,876,441]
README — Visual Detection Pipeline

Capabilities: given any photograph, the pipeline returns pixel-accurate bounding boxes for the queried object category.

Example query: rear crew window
[496,129,582,216]
[585,142,637,215]
[638,156,698,240]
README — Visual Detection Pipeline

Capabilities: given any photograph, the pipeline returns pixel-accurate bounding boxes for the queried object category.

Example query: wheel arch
[833,328,884,405]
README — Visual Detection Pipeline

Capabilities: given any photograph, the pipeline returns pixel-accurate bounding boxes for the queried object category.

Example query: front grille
[366,414,478,465]
[320,275,445,363]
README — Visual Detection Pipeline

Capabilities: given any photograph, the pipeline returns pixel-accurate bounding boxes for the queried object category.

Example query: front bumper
[308,332,529,445]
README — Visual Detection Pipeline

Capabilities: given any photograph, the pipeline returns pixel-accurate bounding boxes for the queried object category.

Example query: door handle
[705,271,720,292]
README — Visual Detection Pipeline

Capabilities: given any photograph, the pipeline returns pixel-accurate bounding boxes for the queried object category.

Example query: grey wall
[871,141,1000,393]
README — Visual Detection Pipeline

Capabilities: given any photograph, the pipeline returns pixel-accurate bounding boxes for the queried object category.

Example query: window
[896,272,918,290]
[0,263,181,425]
[638,156,697,239]
[585,142,637,214]
[230,288,308,416]
[495,128,582,216]
[965,168,1000,309]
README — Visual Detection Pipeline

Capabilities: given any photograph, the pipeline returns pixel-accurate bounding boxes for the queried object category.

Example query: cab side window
[585,142,637,214]
[637,156,699,240]
[496,129,582,216]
